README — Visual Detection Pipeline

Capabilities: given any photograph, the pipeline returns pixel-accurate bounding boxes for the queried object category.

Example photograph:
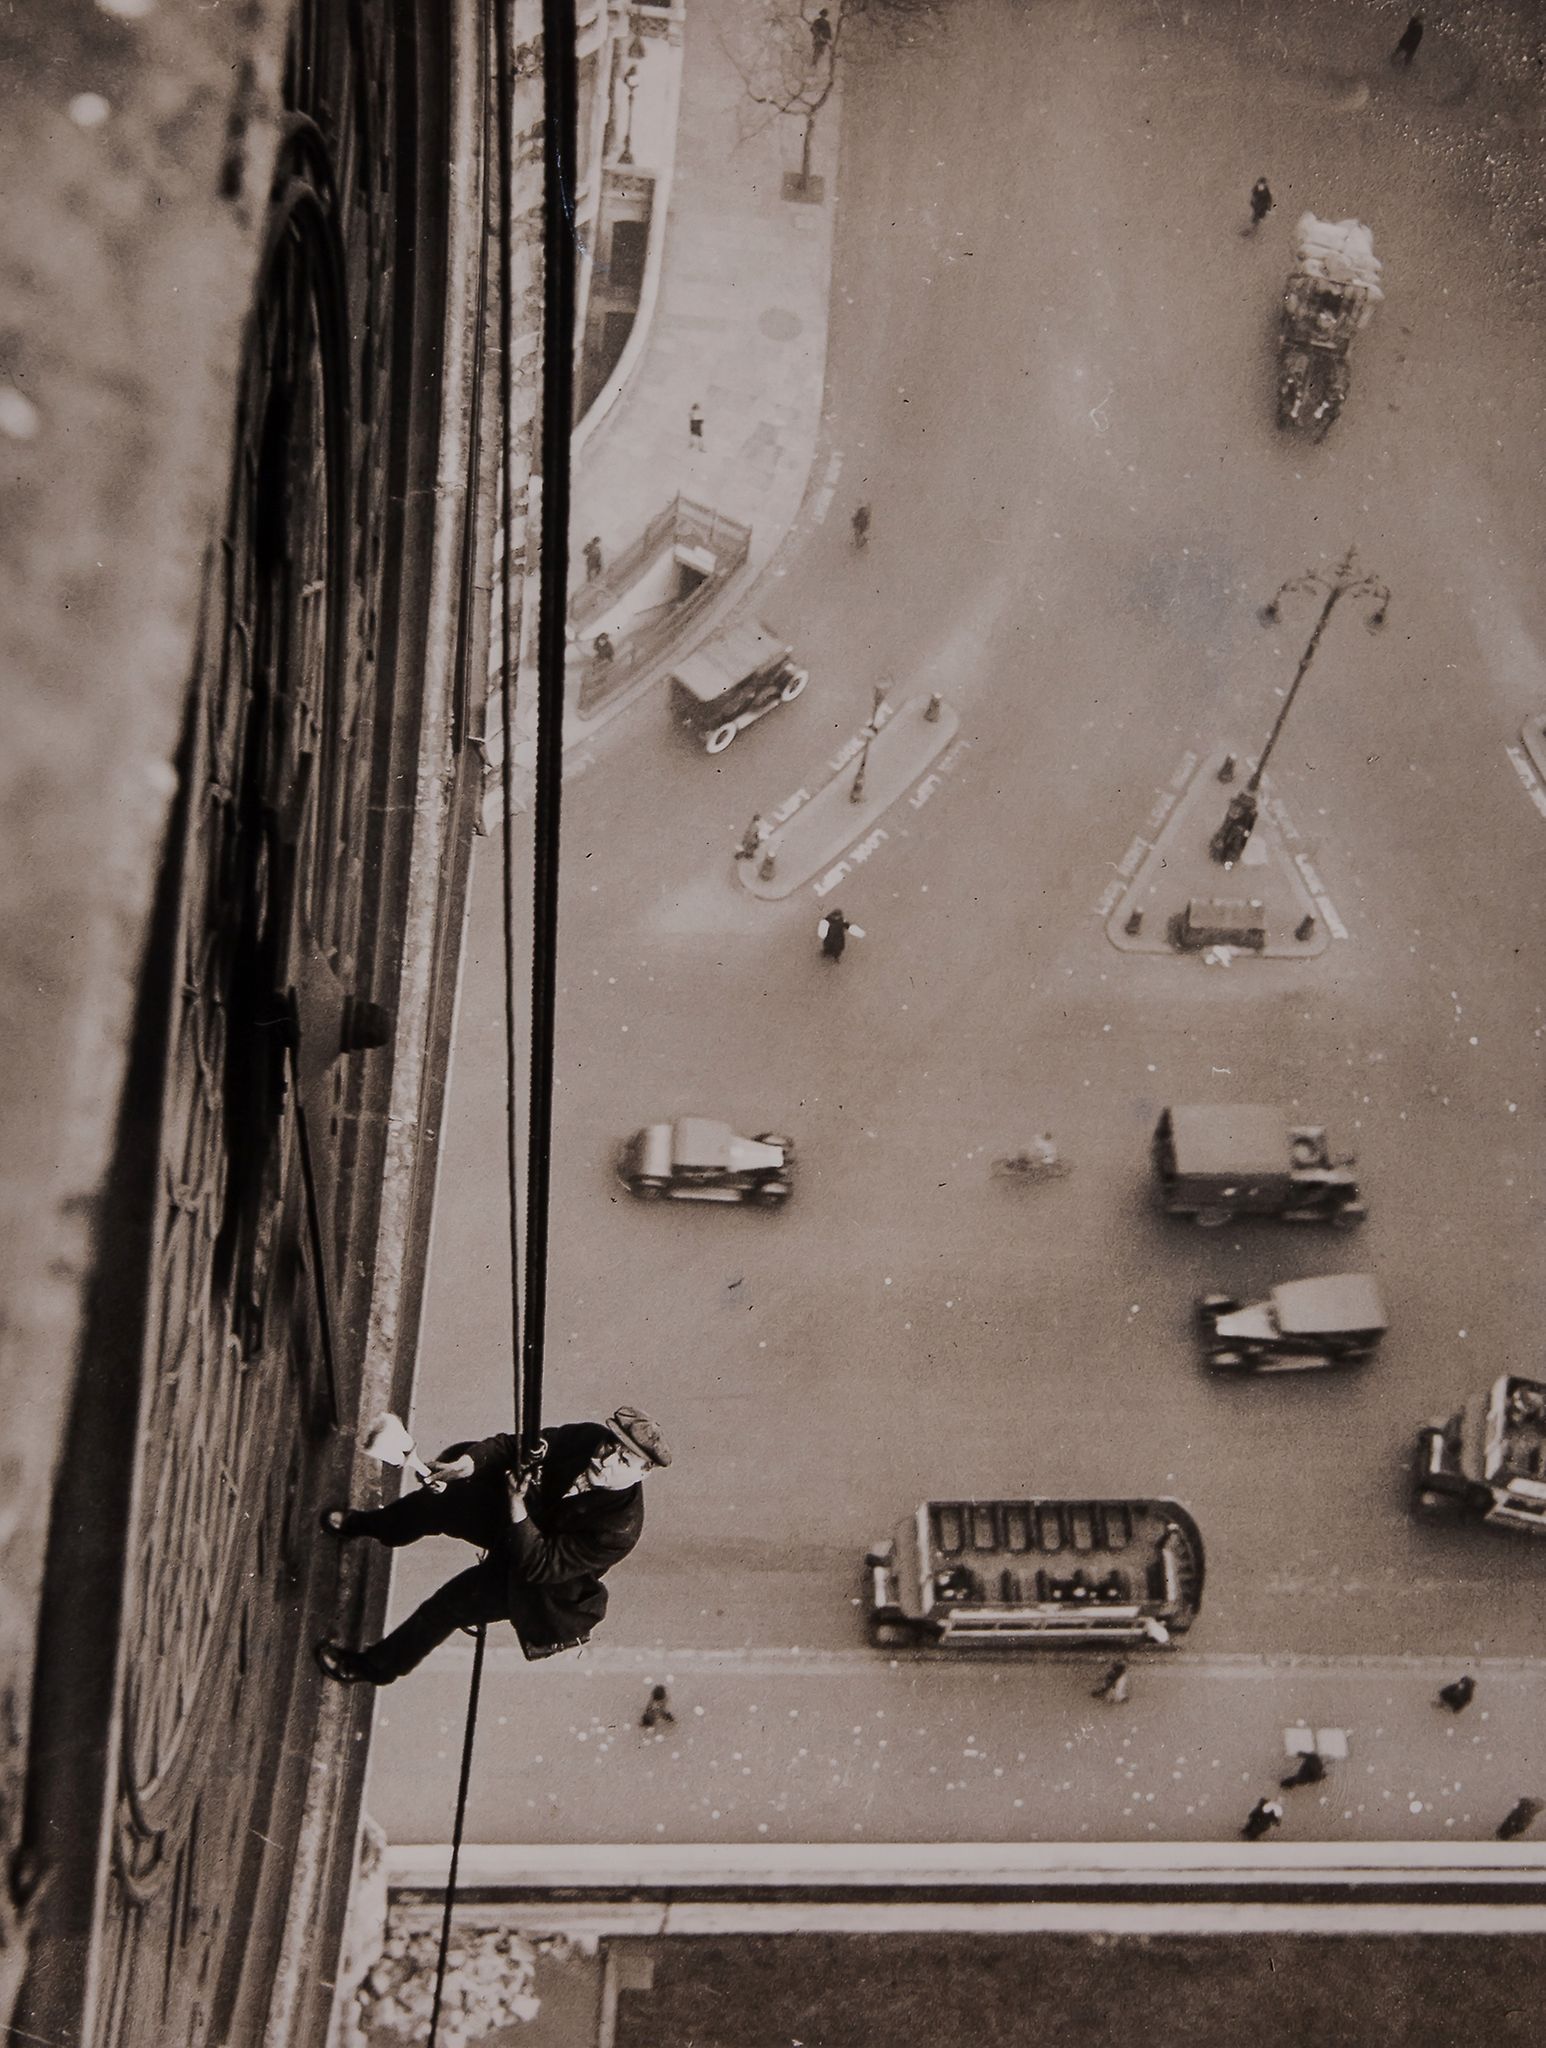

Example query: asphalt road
[368,0,1546,1845]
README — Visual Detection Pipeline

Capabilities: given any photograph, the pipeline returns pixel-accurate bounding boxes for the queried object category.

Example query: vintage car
[1276,214,1383,442]
[615,1117,794,1206]
[666,619,808,754]
[865,1496,1204,1650]
[1412,1375,1546,1536]
[1196,1273,1388,1372]
[1153,1104,1366,1228]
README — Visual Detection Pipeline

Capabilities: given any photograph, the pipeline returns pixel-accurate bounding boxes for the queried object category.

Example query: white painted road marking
[425,1643,1546,1679]
[1293,853,1348,940]
[1506,743,1546,819]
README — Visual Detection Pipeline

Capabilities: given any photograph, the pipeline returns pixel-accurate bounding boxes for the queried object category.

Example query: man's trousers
[348,1478,513,1683]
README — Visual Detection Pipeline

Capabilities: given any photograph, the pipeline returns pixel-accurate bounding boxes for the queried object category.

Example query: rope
[494,0,524,1442]
[426,1,576,2038]
[522,0,577,1449]
[426,1622,487,2041]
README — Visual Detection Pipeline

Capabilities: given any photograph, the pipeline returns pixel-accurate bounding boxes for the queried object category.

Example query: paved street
[373,1645,1544,1849]
[370,0,1546,1849]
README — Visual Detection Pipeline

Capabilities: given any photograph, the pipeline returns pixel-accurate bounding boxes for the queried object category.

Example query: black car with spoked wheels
[667,620,808,754]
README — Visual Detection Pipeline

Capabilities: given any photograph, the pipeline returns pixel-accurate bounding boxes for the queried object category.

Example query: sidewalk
[563,0,839,753]
[367,1645,1545,1853]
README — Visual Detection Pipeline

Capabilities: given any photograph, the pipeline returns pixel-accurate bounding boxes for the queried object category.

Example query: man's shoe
[314,1639,378,1685]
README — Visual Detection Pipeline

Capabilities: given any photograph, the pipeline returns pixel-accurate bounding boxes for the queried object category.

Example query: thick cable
[427,7,574,2039]
[426,1622,488,2042]
[522,0,577,1449]
[495,0,525,1444]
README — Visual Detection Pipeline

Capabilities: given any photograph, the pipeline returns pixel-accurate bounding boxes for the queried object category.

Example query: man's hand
[503,1467,530,1523]
[425,1453,475,1486]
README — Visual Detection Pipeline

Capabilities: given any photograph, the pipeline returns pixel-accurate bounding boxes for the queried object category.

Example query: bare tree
[726,0,942,199]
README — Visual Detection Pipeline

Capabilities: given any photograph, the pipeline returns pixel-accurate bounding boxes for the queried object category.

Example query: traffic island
[735,695,961,900]
[1104,748,1330,959]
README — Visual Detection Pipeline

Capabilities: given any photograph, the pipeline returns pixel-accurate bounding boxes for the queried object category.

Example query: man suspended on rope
[314,1407,672,1684]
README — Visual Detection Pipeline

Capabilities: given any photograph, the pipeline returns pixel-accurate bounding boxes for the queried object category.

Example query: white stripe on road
[423,1643,1546,1679]
[808,447,843,526]
[1292,852,1348,939]
[1506,742,1546,819]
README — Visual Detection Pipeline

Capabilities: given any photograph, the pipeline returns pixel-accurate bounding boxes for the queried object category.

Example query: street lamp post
[850,683,888,804]
[1210,545,1389,865]
[619,64,640,165]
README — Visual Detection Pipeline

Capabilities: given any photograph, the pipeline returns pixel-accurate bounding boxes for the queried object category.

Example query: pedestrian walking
[1280,1750,1326,1789]
[592,630,615,666]
[640,1683,676,1731]
[583,534,604,581]
[1437,1674,1476,1712]
[1390,12,1423,66]
[688,400,704,443]
[1091,1659,1130,1704]
[1246,177,1274,234]
[851,501,871,547]
[1495,1796,1543,1841]
[313,1409,672,1684]
[818,907,864,960]
[810,6,833,63]
[737,813,771,861]
[1241,1796,1285,1841]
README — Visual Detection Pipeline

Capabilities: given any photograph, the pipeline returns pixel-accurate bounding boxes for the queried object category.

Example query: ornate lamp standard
[1211,545,1389,865]
[850,683,889,803]
[618,63,640,165]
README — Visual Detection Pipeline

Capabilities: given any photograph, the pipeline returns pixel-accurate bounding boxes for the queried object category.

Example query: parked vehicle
[1197,1273,1387,1372]
[1412,1375,1546,1536]
[1276,214,1382,442]
[615,1117,794,1206]
[864,1496,1204,1650]
[1153,1104,1366,1228]
[666,620,808,754]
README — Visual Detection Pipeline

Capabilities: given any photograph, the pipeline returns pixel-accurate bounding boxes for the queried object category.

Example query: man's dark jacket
[442,1421,644,1654]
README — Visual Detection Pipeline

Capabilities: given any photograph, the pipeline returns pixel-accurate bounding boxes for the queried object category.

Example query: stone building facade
[1,2,545,2040]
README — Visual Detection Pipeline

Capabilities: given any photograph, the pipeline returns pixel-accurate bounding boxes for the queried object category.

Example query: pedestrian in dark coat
[1437,1674,1476,1712]
[1391,13,1423,66]
[1241,1796,1285,1840]
[1092,1659,1130,1704]
[1496,1796,1543,1841]
[593,630,616,665]
[688,401,705,442]
[1280,1750,1326,1789]
[641,1683,676,1730]
[810,7,833,63]
[818,907,864,960]
[583,534,604,581]
[315,1411,671,1684]
[1247,177,1274,232]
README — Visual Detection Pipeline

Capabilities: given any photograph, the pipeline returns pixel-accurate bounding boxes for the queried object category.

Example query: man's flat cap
[607,1406,672,1468]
